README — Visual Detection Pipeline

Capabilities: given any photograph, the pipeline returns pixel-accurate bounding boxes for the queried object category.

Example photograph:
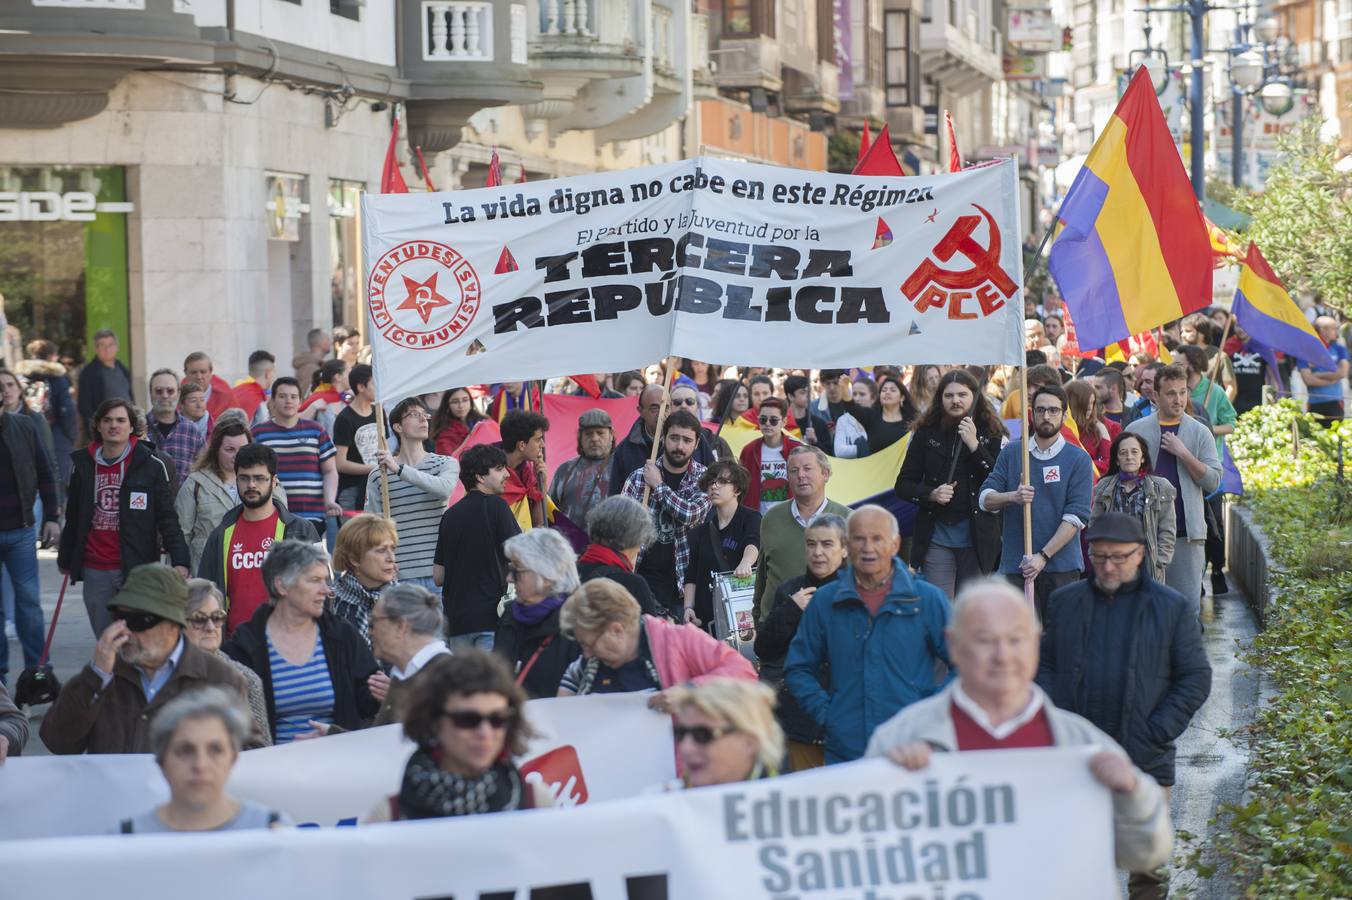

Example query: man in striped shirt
[251,377,340,546]
[366,397,459,591]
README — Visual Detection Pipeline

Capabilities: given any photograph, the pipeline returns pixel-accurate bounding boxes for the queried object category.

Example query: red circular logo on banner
[368,241,481,350]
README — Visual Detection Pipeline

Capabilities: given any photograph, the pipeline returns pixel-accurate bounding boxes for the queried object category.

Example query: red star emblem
[396,273,451,325]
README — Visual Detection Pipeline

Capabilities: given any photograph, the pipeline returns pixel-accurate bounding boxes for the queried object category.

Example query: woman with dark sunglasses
[365,650,552,822]
[667,679,784,787]
[736,397,801,513]
[184,579,270,746]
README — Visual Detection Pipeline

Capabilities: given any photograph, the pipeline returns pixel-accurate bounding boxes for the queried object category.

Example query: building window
[331,0,361,20]
[817,0,835,63]
[723,0,773,36]
[329,181,362,332]
[884,10,915,106]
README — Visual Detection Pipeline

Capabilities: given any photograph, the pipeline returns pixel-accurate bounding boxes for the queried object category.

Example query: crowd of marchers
[0,300,1347,898]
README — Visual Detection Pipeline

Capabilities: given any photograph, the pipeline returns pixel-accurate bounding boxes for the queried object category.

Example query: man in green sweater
[755,445,853,621]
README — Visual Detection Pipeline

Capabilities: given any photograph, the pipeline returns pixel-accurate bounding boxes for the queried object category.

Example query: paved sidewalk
[5,550,98,757]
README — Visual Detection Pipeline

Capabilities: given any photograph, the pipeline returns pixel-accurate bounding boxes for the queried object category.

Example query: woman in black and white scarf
[364,650,552,822]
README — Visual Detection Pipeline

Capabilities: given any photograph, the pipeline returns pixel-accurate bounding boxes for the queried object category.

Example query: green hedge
[1201,401,1352,896]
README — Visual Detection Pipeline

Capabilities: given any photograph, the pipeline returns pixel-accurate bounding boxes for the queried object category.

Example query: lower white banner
[0,693,672,839]
[0,748,1118,899]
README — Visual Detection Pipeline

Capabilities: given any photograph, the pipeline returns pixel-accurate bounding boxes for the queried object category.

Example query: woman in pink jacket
[556,579,755,710]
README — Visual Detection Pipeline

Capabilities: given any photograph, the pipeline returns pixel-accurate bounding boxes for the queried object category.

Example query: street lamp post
[1139,0,1213,199]
[1228,16,1291,188]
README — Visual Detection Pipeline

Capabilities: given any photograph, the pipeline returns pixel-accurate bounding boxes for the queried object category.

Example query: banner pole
[355,188,392,520]
[1201,314,1233,409]
[641,360,679,507]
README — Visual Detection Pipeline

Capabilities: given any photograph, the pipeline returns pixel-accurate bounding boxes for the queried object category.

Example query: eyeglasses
[438,709,515,730]
[670,397,698,407]
[237,474,272,486]
[1032,407,1064,418]
[673,724,737,745]
[1088,550,1141,565]
[400,411,431,423]
[111,607,165,633]
[186,612,227,630]
[758,416,782,426]
[710,477,735,487]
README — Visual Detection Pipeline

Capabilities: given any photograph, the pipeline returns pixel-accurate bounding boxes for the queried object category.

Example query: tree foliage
[1230,118,1352,314]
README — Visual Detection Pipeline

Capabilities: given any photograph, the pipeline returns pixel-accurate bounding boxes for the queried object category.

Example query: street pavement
[6,550,1263,895]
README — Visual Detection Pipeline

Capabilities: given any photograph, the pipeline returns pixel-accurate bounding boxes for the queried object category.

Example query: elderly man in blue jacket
[785,505,952,763]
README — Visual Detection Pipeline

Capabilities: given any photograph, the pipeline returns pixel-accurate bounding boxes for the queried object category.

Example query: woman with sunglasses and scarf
[183,579,270,746]
[668,679,784,787]
[365,650,552,822]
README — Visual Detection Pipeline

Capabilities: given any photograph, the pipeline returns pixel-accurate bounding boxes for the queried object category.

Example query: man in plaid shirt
[146,368,205,493]
[622,409,711,619]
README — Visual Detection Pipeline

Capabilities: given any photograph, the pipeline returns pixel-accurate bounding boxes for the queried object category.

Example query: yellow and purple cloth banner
[1232,242,1335,371]
[1048,67,1212,349]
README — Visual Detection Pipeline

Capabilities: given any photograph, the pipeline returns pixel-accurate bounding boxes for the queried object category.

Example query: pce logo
[900,204,1017,320]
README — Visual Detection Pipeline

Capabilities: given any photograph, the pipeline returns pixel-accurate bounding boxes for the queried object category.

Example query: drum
[710,570,757,660]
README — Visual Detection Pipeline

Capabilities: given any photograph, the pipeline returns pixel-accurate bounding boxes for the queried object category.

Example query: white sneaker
[3,622,15,641]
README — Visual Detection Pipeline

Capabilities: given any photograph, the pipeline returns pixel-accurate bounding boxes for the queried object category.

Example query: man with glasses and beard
[1038,512,1210,899]
[980,383,1094,621]
[1127,365,1221,605]
[41,563,265,754]
[196,443,320,634]
[896,369,1007,600]
[621,410,712,618]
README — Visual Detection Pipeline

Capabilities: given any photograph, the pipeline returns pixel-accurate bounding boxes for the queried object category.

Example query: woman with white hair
[224,540,380,742]
[667,679,785,786]
[117,687,292,833]
[494,529,583,698]
[368,583,451,724]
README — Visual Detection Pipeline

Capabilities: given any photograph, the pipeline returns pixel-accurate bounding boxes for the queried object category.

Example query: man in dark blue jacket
[785,505,951,763]
[1037,511,1211,900]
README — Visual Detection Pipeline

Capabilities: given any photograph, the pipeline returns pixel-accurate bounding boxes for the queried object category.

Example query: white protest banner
[0,693,672,839]
[0,749,1119,900]
[363,158,1026,401]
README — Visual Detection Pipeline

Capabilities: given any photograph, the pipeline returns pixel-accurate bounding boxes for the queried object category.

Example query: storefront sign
[0,191,132,222]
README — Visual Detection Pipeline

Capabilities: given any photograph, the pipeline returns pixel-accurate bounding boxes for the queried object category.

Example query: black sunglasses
[439,709,515,730]
[758,416,782,426]
[672,724,737,745]
[112,607,165,633]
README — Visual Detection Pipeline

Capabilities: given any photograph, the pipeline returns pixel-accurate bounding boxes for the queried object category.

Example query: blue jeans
[449,632,495,653]
[0,526,44,681]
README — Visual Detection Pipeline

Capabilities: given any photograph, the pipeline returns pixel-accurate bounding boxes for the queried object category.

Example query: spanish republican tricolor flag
[1232,243,1335,370]
[1048,67,1211,350]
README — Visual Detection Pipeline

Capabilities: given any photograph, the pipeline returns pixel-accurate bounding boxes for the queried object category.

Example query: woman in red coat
[737,397,802,513]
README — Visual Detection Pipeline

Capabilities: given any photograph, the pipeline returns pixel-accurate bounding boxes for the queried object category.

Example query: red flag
[570,375,601,398]
[851,125,905,177]
[858,120,871,164]
[944,110,962,173]
[414,145,436,192]
[486,148,502,188]
[380,110,409,194]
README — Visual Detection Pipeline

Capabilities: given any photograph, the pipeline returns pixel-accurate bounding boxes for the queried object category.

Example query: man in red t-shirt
[194,443,321,633]
[864,579,1172,877]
